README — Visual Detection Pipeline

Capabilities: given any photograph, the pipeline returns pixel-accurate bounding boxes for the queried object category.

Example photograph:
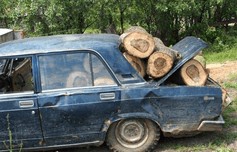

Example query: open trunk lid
[156,36,208,85]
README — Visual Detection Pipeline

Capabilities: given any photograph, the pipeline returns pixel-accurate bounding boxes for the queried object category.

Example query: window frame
[37,50,120,93]
[0,55,36,96]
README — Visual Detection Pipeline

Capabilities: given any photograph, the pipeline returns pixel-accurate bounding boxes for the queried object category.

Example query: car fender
[101,112,162,134]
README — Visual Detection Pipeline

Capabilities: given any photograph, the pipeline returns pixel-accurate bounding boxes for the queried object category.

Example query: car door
[37,51,121,147]
[0,56,43,151]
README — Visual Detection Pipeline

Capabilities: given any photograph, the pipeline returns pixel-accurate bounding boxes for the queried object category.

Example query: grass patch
[203,47,237,64]
[228,72,237,81]
[169,133,237,152]
[222,82,237,90]
[207,133,237,151]
[203,28,237,64]
[223,97,237,128]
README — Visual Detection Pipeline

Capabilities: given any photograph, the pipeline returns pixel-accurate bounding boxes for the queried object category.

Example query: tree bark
[120,26,155,58]
[154,37,181,58]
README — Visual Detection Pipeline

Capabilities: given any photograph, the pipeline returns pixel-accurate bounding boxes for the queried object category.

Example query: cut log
[221,88,227,105]
[120,26,155,58]
[147,47,176,78]
[123,52,146,77]
[153,37,164,46]
[125,26,148,34]
[180,59,208,86]
[119,33,130,53]
[154,37,181,58]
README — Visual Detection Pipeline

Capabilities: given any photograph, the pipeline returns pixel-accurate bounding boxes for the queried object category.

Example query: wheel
[106,118,160,152]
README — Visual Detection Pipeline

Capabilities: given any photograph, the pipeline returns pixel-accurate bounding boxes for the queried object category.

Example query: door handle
[100,93,115,100]
[19,100,34,108]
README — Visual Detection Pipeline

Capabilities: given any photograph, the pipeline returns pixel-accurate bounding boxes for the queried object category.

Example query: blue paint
[0,34,229,151]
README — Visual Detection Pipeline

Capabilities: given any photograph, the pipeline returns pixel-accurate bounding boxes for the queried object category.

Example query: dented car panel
[0,34,230,151]
[116,85,223,137]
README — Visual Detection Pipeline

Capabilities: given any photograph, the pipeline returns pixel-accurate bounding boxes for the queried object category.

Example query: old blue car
[0,34,231,152]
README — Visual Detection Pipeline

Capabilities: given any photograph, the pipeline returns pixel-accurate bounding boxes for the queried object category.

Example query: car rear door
[37,51,121,147]
[0,56,43,151]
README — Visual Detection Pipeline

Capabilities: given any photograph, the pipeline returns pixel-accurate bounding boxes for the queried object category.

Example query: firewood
[123,52,146,77]
[147,47,176,78]
[221,88,227,105]
[180,59,208,86]
[146,37,177,78]
[120,26,155,58]
[154,37,181,58]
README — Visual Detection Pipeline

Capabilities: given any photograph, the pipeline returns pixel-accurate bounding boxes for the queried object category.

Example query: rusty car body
[0,34,231,152]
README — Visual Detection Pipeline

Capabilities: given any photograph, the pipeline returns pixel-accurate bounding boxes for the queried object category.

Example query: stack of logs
[119,26,208,86]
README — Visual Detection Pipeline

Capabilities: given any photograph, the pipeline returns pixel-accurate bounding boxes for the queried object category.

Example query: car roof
[0,34,145,84]
[0,34,120,57]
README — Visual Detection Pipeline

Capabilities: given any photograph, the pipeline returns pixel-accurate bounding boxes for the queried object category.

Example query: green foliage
[1,0,237,47]
[3,114,23,152]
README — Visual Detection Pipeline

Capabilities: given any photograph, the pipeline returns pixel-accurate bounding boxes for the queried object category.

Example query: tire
[106,118,160,152]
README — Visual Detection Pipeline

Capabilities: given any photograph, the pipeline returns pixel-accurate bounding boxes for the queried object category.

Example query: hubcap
[115,119,149,148]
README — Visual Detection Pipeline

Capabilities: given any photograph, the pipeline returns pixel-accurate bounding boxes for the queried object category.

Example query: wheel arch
[101,112,162,135]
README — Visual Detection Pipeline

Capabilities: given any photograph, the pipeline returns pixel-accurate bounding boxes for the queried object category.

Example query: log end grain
[123,32,155,58]
[181,59,208,86]
[147,51,174,78]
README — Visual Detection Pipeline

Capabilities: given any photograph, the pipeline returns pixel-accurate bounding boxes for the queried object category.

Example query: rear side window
[92,54,116,86]
[39,53,92,90]
[39,52,117,91]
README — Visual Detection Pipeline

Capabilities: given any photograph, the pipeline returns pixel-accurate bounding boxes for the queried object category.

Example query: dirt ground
[49,61,237,152]
[207,60,237,101]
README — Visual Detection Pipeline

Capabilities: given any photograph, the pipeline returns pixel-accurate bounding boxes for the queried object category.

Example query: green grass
[203,28,237,64]
[228,72,237,81]
[223,98,237,128]
[164,132,237,152]
[207,133,237,150]
[203,47,237,64]
[222,82,237,90]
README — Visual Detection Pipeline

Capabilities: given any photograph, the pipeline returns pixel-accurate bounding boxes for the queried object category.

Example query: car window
[0,59,6,74]
[91,54,117,86]
[0,57,34,94]
[39,53,92,90]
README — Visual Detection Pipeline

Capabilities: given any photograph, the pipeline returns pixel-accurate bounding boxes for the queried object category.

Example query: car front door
[37,51,121,147]
[0,56,43,151]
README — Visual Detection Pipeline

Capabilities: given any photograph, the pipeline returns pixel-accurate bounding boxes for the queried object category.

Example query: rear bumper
[197,115,225,131]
